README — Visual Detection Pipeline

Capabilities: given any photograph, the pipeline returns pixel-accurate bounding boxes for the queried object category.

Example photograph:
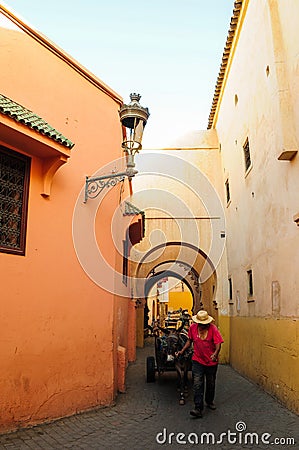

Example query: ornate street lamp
[84,93,149,202]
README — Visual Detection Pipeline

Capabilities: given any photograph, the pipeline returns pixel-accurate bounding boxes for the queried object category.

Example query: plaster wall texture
[133,130,226,273]
[131,130,230,358]
[216,0,299,318]
[0,13,132,431]
[230,317,299,414]
[214,0,299,411]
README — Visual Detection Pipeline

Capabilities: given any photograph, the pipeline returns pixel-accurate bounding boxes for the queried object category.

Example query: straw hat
[192,310,214,324]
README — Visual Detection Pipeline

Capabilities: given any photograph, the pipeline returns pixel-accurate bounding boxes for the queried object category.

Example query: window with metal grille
[243,138,251,172]
[0,146,31,255]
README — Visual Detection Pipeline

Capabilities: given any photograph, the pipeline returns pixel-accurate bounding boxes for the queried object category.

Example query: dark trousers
[192,360,218,410]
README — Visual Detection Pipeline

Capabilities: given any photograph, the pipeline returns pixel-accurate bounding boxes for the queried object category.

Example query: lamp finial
[130,93,141,103]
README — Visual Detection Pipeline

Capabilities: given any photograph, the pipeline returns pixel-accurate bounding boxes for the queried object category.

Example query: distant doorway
[146,277,193,328]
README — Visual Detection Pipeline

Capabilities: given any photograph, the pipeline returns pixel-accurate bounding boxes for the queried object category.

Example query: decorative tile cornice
[0,93,74,148]
[123,201,144,217]
[207,0,243,129]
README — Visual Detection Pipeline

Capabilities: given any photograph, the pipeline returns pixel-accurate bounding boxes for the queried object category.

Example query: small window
[0,146,31,255]
[122,239,128,286]
[228,277,233,301]
[225,179,231,204]
[247,269,253,297]
[243,138,252,172]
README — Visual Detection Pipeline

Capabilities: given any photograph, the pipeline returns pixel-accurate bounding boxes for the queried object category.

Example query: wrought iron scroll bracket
[84,168,137,203]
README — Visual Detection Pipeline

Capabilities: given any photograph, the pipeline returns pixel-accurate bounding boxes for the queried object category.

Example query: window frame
[122,239,128,286]
[247,269,254,299]
[0,146,31,256]
[228,277,233,303]
[243,137,252,174]
[225,178,231,205]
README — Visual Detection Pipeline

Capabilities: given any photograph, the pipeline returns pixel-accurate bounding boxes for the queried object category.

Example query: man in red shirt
[176,310,224,418]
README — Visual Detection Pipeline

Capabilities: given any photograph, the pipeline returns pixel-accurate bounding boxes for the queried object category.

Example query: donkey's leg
[183,364,189,395]
[176,363,185,405]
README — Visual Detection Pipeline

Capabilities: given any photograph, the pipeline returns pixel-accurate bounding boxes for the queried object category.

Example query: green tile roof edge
[124,201,145,238]
[0,93,74,149]
[123,201,145,217]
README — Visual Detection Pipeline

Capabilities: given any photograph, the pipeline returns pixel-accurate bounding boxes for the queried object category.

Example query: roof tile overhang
[123,201,144,217]
[207,0,243,129]
[0,93,74,148]
[123,201,146,242]
[0,93,75,197]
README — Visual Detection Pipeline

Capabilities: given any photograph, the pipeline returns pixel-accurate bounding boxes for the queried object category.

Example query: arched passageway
[145,275,193,331]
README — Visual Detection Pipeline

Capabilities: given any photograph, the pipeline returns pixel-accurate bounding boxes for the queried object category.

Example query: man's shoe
[190,408,203,418]
[206,403,216,410]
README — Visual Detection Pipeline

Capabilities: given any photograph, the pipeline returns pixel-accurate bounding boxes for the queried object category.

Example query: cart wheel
[146,356,156,382]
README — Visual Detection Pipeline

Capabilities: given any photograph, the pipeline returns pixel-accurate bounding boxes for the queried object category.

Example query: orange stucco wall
[0,15,133,432]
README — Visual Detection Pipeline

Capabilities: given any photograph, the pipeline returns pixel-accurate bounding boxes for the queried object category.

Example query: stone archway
[144,268,195,326]
[131,241,218,346]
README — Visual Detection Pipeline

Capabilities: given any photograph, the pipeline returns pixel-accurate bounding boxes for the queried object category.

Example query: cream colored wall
[216,0,299,317]
[276,0,299,144]
[131,131,230,358]
[214,0,299,411]
[132,130,226,281]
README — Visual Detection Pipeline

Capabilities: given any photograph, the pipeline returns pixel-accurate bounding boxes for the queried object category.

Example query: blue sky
[4,0,234,147]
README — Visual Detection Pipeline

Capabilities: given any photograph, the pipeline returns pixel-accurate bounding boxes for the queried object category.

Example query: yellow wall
[217,315,230,364]
[230,317,299,413]
[168,291,193,314]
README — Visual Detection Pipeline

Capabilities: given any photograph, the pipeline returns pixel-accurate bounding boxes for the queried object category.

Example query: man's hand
[210,352,218,361]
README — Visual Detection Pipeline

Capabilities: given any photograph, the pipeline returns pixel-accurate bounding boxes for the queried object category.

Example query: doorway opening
[145,277,193,332]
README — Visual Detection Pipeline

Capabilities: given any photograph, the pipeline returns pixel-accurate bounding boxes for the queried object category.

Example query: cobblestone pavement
[0,338,298,450]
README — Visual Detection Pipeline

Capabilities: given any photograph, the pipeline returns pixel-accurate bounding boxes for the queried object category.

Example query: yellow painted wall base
[218,315,230,364]
[230,316,299,414]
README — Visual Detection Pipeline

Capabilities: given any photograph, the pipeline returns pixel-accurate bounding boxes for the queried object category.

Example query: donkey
[164,330,192,405]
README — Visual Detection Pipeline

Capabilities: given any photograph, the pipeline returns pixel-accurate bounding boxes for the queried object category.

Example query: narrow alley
[0,338,297,450]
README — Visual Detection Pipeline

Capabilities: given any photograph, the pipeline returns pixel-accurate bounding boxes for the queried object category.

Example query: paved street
[0,337,298,450]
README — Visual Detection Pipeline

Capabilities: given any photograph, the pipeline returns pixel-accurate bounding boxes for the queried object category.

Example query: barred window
[0,146,31,255]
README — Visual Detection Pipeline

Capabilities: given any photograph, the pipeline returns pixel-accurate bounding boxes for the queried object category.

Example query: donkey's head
[165,332,181,362]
